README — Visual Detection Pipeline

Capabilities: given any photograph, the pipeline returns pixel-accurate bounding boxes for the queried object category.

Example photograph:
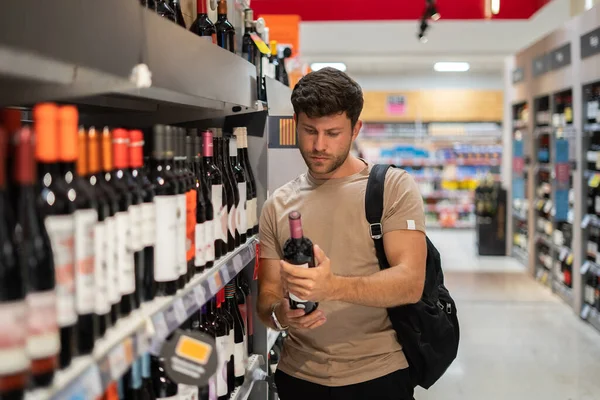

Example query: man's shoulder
[263,174,306,211]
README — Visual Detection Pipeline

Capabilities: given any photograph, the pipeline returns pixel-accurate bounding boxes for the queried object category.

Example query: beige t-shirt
[259,161,426,387]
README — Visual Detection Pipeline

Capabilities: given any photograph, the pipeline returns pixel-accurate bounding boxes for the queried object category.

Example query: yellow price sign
[176,336,213,365]
[250,33,271,55]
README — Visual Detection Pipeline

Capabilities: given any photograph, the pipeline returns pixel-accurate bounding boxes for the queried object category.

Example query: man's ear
[352,120,362,140]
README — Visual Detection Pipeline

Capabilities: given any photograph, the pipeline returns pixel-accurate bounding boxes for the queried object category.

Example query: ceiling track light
[417,0,439,42]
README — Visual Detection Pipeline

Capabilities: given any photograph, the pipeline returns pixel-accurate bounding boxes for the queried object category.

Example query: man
[257,67,427,400]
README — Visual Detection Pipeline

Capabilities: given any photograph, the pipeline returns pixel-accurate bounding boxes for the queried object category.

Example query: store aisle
[416,230,600,400]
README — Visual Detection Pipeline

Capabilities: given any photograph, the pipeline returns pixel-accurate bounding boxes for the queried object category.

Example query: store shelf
[581,305,600,334]
[536,234,554,249]
[512,247,529,265]
[379,158,501,167]
[581,260,600,276]
[552,280,574,307]
[229,355,264,400]
[32,237,257,400]
[535,164,553,173]
[267,328,281,352]
[513,210,528,221]
[535,267,552,288]
[0,0,259,124]
[422,190,473,200]
[581,213,600,229]
[584,123,600,132]
[534,126,553,136]
[425,204,474,213]
[513,120,528,129]
[148,237,258,353]
[427,221,475,229]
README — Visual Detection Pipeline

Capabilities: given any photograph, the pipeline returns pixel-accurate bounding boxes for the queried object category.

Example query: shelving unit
[0,2,299,399]
[506,4,600,330]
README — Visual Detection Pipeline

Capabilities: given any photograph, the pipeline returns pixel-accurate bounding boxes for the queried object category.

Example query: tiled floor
[415,230,600,400]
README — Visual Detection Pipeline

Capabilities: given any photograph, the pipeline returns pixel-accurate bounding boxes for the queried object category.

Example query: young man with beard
[257,67,426,400]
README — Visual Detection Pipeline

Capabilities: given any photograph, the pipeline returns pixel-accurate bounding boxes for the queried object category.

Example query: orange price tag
[176,336,213,365]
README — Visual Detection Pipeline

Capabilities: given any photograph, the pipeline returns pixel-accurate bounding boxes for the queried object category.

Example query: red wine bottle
[78,127,111,339]
[100,128,122,325]
[214,131,235,253]
[188,131,206,273]
[235,274,249,355]
[140,353,156,400]
[165,126,187,289]
[229,136,247,244]
[215,0,235,53]
[33,104,70,376]
[218,290,235,396]
[151,356,178,398]
[225,283,245,387]
[2,125,29,398]
[223,136,240,249]
[195,133,215,269]
[283,211,318,314]
[202,130,225,260]
[180,129,197,283]
[233,128,257,236]
[58,108,99,357]
[190,0,216,43]
[129,130,156,303]
[194,305,215,400]
[149,125,179,296]
[208,296,229,400]
[111,129,137,315]
[168,0,186,28]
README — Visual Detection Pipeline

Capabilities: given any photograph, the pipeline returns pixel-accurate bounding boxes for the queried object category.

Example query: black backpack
[365,164,460,389]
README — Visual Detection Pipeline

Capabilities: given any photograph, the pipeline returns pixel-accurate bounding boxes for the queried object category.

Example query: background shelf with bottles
[512,101,530,264]
[0,0,296,398]
[358,121,502,229]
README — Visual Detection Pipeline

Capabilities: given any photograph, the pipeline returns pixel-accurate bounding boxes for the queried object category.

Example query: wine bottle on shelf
[116,129,147,309]
[236,273,251,354]
[149,125,179,296]
[218,289,235,395]
[214,130,235,253]
[140,353,157,400]
[234,128,257,236]
[241,8,257,65]
[190,0,216,42]
[1,108,21,202]
[166,126,187,288]
[151,356,178,399]
[2,125,30,398]
[225,283,246,387]
[38,104,78,370]
[223,135,240,249]
[129,130,157,303]
[111,129,138,315]
[169,0,186,27]
[128,358,143,400]
[208,296,229,400]
[215,0,235,53]
[100,128,122,325]
[196,134,215,270]
[156,0,176,21]
[32,104,63,382]
[230,136,247,244]
[79,127,111,338]
[57,108,100,357]
[188,131,206,274]
[284,211,318,314]
[203,130,225,260]
[180,129,197,283]
[193,306,215,400]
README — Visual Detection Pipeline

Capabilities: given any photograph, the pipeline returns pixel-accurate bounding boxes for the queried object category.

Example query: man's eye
[328,132,340,137]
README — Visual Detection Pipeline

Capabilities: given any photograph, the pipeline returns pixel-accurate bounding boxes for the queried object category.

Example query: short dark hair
[291,67,364,127]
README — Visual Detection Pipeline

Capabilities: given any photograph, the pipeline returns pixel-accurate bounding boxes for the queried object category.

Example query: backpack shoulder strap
[365,164,393,270]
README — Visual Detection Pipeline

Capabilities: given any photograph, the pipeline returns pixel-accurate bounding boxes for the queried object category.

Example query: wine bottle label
[155,196,179,282]
[116,211,135,295]
[26,290,60,359]
[221,206,229,243]
[238,182,247,236]
[228,204,237,238]
[289,264,309,303]
[94,221,110,315]
[141,202,156,248]
[248,198,257,232]
[74,208,98,315]
[234,342,245,378]
[238,303,248,335]
[129,204,144,252]
[595,196,600,214]
[0,300,28,375]
[208,375,217,400]
[216,335,228,396]
[186,190,197,264]
[228,331,235,360]
[205,220,215,262]
[178,384,199,400]
[105,217,121,305]
[211,184,223,241]
[44,214,77,326]
[176,194,188,278]
[195,222,206,267]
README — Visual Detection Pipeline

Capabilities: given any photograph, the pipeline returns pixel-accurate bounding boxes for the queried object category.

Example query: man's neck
[309,155,366,180]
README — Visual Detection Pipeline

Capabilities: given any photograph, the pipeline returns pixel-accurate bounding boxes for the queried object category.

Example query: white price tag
[173,298,187,324]
[581,261,591,275]
[221,265,231,283]
[152,313,169,340]
[108,343,128,380]
[559,248,569,262]
[208,272,221,295]
[194,285,207,305]
[233,254,243,273]
[582,214,591,229]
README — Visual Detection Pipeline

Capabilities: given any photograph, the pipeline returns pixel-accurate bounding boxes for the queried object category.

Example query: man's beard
[300,148,349,176]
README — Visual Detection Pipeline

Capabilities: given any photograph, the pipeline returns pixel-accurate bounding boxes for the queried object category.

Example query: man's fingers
[313,244,327,265]
[280,260,313,278]
[294,310,325,325]
[285,308,307,319]
[304,317,327,330]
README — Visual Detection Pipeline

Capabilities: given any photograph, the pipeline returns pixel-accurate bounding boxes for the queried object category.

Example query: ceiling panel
[253,0,552,22]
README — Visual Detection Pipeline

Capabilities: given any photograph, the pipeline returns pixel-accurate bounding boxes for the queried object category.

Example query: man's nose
[314,133,327,152]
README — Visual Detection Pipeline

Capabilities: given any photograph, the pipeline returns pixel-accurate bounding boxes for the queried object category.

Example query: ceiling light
[491,0,500,15]
[434,62,470,72]
[310,62,347,72]
[418,33,429,43]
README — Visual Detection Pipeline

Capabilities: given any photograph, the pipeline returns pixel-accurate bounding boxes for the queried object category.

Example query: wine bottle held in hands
[283,211,318,314]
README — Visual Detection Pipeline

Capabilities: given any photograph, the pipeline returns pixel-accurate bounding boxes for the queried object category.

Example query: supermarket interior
[2,0,600,399]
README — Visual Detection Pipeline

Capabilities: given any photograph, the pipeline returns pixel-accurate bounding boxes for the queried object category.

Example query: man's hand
[275,298,327,330]
[280,244,338,303]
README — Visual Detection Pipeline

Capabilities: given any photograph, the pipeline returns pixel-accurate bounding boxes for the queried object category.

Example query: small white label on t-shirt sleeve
[407,220,416,230]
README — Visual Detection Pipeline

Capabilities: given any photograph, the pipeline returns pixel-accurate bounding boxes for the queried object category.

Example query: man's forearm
[331,265,423,308]
[257,289,283,329]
